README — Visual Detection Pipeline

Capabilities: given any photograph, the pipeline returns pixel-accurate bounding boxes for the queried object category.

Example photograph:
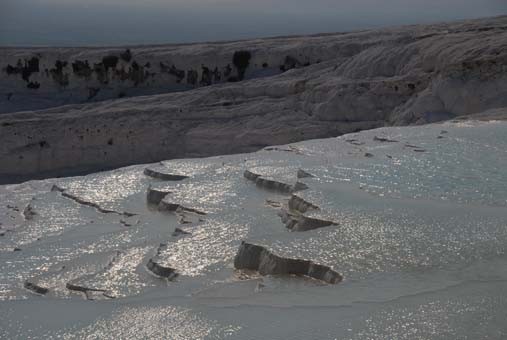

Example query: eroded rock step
[288,194,320,213]
[243,170,308,194]
[144,166,188,181]
[65,282,112,300]
[146,186,171,205]
[67,246,157,299]
[65,251,124,300]
[23,280,48,295]
[22,202,37,221]
[146,259,178,280]
[279,209,337,232]
[146,243,178,280]
[297,169,314,179]
[23,251,121,298]
[158,197,207,216]
[234,242,342,284]
[51,185,136,217]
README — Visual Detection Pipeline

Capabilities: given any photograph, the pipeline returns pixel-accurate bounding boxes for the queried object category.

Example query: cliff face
[1,16,507,182]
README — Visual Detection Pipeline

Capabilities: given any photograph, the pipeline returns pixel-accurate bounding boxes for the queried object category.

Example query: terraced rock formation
[279,209,338,232]
[2,119,507,338]
[1,16,507,182]
[244,170,308,194]
[146,186,172,205]
[234,242,343,284]
[143,165,189,181]
[51,185,136,217]
[146,244,178,280]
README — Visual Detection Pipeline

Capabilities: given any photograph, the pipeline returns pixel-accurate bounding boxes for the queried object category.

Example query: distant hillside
[1,16,506,182]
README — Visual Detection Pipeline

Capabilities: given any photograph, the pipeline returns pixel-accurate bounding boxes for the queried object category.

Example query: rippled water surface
[1,120,507,339]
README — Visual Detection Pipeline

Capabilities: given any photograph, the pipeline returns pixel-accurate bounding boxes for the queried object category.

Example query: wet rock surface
[51,185,136,217]
[244,169,309,194]
[2,116,507,338]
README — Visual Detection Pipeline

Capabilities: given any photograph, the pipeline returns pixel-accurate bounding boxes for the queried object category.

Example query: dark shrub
[232,51,251,80]
[120,49,132,62]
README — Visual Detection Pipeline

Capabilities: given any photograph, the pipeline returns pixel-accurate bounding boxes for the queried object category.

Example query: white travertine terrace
[2,119,507,338]
[1,16,507,181]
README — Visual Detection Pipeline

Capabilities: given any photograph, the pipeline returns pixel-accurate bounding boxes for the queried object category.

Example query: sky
[1,0,506,46]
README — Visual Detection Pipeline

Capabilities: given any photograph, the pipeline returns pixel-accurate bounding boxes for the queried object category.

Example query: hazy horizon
[1,0,507,46]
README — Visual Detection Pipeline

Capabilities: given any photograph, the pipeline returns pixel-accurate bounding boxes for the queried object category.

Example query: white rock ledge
[243,170,308,194]
[51,185,136,217]
[143,166,188,181]
[158,199,207,216]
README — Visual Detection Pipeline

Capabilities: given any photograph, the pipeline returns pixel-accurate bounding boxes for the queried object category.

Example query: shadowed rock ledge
[244,170,308,194]
[23,280,49,295]
[146,186,172,205]
[234,242,343,284]
[144,165,188,181]
[146,243,178,280]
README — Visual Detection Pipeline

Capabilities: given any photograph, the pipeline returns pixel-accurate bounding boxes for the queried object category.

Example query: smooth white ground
[1,120,507,339]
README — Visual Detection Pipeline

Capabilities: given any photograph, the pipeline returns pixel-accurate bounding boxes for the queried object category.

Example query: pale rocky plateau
[1,15,507,182]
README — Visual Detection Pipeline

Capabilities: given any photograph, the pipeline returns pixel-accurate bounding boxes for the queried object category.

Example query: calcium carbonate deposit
[1,13,507,339]
[1,16,507,181]
[1,117,507,339]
